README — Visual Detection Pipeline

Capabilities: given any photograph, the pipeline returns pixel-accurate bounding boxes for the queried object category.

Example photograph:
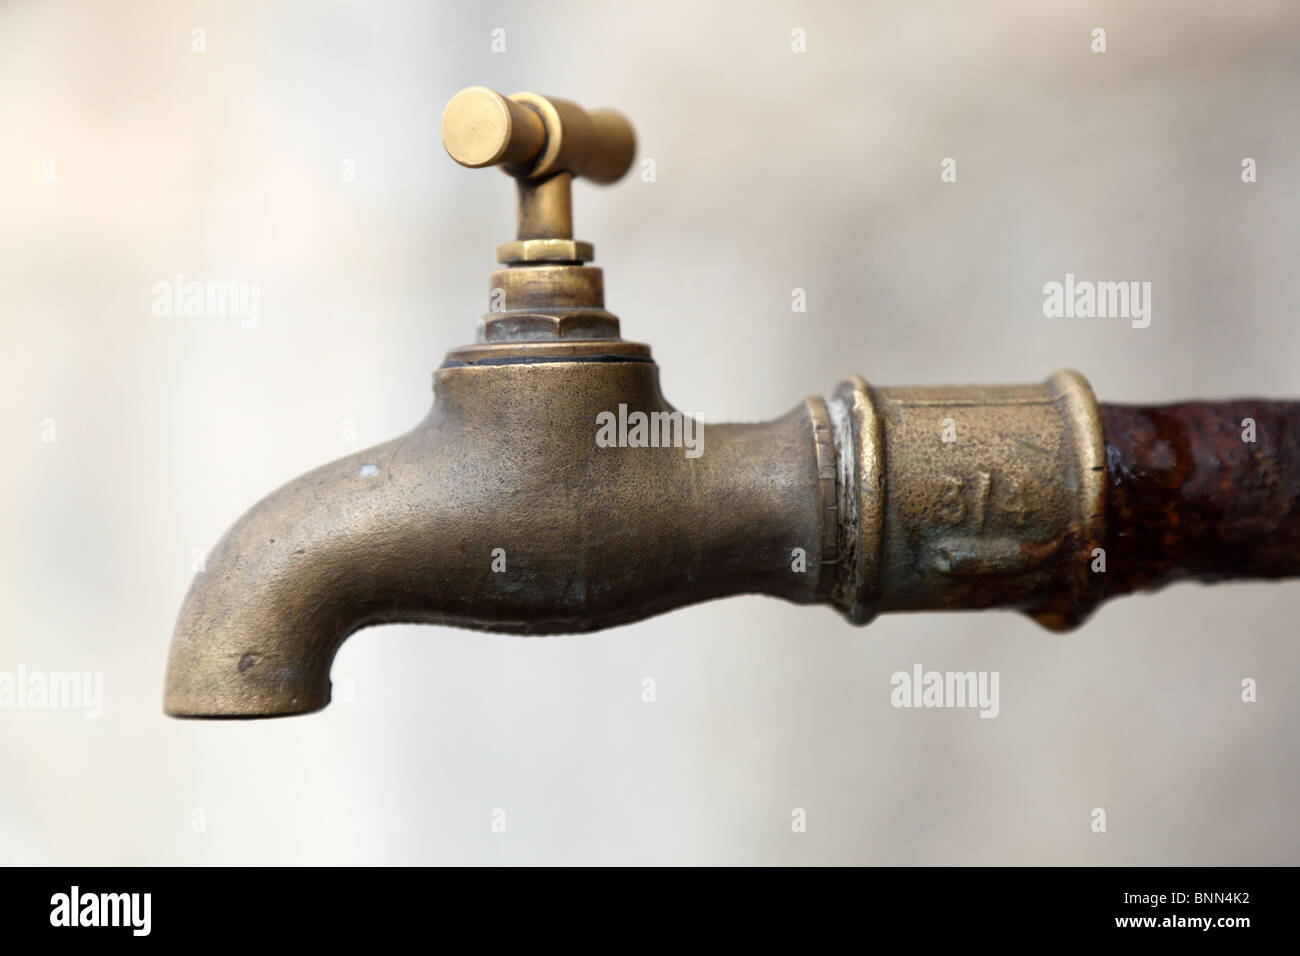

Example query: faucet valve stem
[441,86,638,344]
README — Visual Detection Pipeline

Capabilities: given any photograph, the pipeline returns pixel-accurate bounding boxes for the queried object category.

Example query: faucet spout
[164,346,826,716]
[164,406,459,717]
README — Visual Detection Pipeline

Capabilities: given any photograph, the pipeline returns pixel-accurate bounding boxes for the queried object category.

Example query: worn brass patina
[163,88,1298,717]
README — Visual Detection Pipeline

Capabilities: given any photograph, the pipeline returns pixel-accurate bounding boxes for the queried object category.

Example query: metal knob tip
[441,86,545,169]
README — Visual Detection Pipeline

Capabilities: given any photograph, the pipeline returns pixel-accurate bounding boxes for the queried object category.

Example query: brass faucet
[164,87,1300,718]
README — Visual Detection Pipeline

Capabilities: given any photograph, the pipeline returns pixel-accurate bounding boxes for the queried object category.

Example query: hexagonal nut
[497,239,595,264]
[479,310,621,343]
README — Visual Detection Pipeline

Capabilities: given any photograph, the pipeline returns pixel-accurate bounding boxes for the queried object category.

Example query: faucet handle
[442,86,636,342]
[441,86,636,184]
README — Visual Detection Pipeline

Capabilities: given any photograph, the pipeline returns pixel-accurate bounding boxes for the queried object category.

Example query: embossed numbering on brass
[935,471,1029,529]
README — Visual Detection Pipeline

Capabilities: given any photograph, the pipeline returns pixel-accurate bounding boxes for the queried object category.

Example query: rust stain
[1100,401,1300,599]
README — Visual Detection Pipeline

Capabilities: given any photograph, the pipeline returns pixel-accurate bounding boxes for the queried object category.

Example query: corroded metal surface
[1100,401,1300,598]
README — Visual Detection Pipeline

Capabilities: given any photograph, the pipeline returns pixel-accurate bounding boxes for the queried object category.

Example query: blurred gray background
[2,0,1297,865]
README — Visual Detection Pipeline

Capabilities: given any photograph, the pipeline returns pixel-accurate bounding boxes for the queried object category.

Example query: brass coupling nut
[821,370,1107,630]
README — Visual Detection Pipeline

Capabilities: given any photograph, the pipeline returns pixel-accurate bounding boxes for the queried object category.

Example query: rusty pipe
[1099,401,1300,598]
